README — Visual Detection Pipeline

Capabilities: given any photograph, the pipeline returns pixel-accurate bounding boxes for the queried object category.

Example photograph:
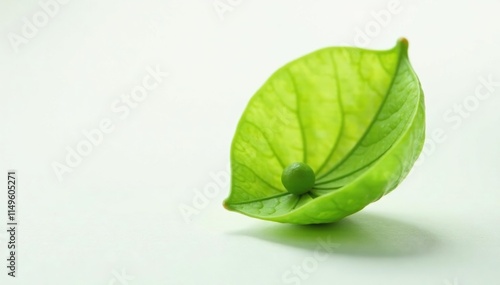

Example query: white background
[1,0,499,284]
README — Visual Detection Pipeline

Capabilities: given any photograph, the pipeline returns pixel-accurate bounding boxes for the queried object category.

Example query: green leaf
[224,38,425,224]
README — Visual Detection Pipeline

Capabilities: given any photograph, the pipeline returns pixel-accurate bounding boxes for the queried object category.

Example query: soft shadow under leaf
[230,212,438,257]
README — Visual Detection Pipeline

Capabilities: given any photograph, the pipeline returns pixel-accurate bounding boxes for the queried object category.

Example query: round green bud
[281,162,315,195]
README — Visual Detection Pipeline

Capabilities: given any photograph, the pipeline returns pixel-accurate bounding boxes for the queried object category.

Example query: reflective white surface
[1,0,499,284]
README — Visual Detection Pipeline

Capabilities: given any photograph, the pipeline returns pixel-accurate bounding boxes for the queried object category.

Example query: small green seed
[281,162,315,195]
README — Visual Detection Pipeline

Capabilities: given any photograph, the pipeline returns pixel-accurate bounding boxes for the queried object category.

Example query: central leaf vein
[287,68,308,163]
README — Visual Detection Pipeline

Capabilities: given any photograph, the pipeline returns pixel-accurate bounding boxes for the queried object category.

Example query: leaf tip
[223,199,233,211]
[398,37,409,55]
